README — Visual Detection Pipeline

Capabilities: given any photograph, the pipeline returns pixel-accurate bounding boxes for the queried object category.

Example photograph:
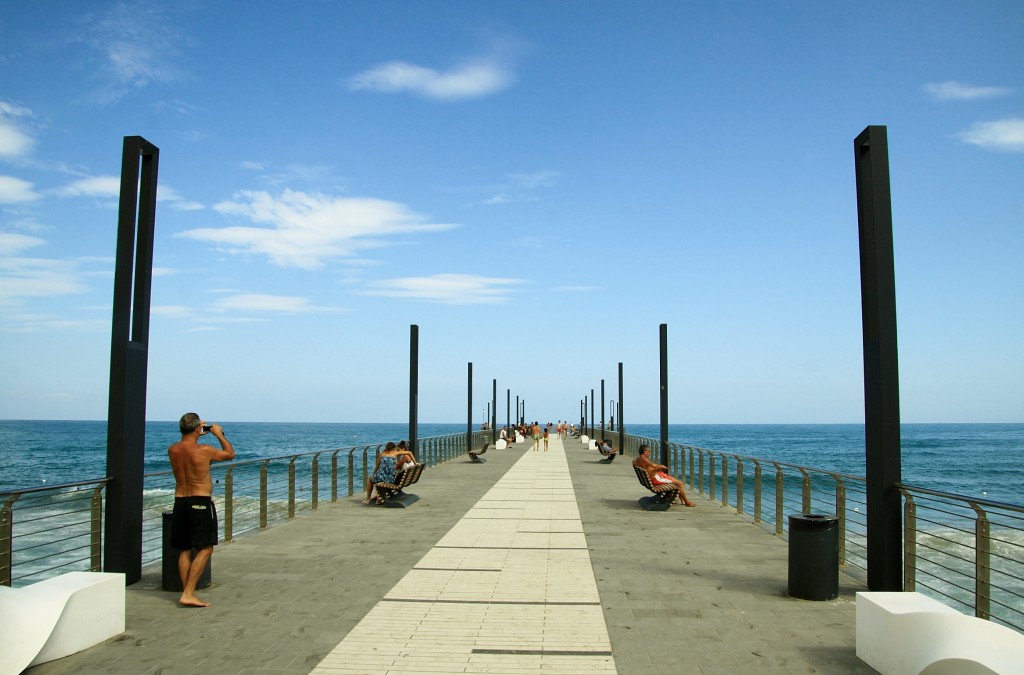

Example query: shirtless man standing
[168,412,235,607]
[632,444,696,507]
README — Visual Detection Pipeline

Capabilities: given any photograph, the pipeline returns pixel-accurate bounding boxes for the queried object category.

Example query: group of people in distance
[364,441,418,504]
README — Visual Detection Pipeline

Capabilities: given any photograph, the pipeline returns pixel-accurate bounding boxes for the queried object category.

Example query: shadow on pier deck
[27,437,873,674]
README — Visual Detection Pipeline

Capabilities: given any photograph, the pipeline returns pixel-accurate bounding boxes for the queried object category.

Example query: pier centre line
[311,436,617,674]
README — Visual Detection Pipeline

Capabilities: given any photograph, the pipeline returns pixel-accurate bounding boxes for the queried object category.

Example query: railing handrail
[896,482,1024,514]
[1,476,111,498]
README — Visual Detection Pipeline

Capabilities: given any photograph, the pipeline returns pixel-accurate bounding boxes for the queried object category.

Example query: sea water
[2,421,1022,503]
[3,421,1023,622]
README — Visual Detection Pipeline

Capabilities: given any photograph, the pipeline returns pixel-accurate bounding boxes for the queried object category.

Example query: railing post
[332,450,339,502]
[736,458,745,515]
[721,454,728,507]
[312,453,320,510]
[2,494,19,586]
[774,463,784,535]
[900,489,916,591]
[836,477,847,566]
[288,457,297,519]
[225,468,234,541]
[709,454,716,500]
[753,461,762,524]
[688,447,695,490]
[348,451,355,497]
[698,450,706,495]
[260,460,269,529]
[971,502,991,620]
[799,468,811,513]
[90,486,103,572]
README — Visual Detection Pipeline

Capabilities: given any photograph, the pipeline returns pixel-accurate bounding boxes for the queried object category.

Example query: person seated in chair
[365,442,399,504]
[395,440,417,471]
[632,444,696,507]
[598,438,617,461]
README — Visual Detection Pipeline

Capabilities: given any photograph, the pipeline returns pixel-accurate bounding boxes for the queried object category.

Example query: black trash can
[788,513,839,600]
[161,511,211,592]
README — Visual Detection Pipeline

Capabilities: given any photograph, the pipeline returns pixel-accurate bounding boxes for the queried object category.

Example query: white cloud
[58,175,121,197]
[349,57,514,101]
[0,232,46,255]
[183,189,457,269]
[212,293,322,314]
[79,3,184,104]
[0,175,41,203]
[473,169,562,207]
[924,81,1013,101]
[0,256,87,306]
[159,185,204,211]
[957,118,1024,152]
[360,273,525,305]
[0,101,35,158]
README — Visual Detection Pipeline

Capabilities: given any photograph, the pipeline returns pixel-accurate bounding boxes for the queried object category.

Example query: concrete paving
[26,435,875,675]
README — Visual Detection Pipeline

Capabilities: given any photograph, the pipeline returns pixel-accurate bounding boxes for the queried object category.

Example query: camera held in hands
[201,424,212,434]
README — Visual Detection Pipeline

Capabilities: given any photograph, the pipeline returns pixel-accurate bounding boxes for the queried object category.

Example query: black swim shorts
[171,496,219,550]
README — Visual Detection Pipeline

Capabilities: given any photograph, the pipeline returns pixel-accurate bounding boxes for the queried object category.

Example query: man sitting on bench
[597,438,617,462]
[633,444,696,507]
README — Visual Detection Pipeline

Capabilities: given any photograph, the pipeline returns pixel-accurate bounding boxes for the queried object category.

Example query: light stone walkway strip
[311,436,616,674]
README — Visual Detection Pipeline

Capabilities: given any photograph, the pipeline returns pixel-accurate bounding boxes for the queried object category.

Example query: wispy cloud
[0,255,88,307]
[212,293,327,314]
[0,175,41,203]
[56,175,202,209]
[0,232,46,256]
[924,81,1013,101]
[349,58,514,101]
[360,273,525,305]
[78,2,185,105]
[183,189,457,269]
[957,117,1024,152]
[57,175,121,198]
[471,170,562,207]
[348,37,524,102]
[0,101,36,159]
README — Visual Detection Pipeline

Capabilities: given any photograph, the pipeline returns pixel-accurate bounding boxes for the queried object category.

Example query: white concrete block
[856,591,1024,675]
[0,571,125,674]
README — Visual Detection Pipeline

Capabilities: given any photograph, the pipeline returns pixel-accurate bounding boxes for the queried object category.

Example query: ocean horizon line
[2,419,1023,426]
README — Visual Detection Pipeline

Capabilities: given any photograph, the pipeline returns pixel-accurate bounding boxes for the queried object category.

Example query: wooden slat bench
[633,465,679,511]
[468,442,489,463]
[373,463,425,508]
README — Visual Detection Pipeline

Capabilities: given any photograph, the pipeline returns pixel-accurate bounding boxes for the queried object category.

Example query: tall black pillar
[590,389,595,438]
[618,362,625,454]
[409,325,419,455]
[600,379,605,436]
[855,126,903,591]
[467,362,473,454]
[659,324,669,466]
[491,379,497,444]
[105,136,159,584]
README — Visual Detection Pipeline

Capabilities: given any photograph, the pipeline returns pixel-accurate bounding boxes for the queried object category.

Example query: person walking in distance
[168,413,236,607]
[531,421,542,451]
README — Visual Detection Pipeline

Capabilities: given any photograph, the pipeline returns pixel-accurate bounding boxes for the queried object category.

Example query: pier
[27,436,872,674]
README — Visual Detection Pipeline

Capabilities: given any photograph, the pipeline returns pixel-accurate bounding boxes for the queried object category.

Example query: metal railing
[7,429,1022,633]
[899,483,1024,631]
[618,432,1023,632]
[2,430,485,587]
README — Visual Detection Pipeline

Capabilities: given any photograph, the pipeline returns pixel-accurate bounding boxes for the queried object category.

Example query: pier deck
[27,436,873,674]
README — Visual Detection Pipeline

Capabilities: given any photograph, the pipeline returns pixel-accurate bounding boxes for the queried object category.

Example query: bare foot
[683,500,697,507]
[179,595,211,608]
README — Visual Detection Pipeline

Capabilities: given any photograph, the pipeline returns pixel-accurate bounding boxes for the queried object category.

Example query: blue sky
[1,1,1021,424]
